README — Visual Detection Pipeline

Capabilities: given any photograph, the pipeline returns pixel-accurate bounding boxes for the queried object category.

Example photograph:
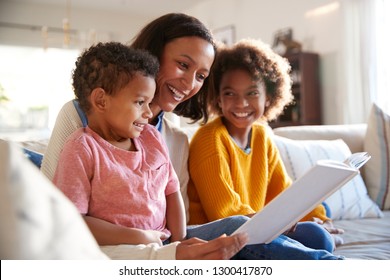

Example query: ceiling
[11,0,208,18]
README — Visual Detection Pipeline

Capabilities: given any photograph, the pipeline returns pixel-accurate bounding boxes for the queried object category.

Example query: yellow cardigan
[188,117,328,225]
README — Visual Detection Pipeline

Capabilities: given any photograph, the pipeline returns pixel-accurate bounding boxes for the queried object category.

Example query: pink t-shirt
[53,124,179,235]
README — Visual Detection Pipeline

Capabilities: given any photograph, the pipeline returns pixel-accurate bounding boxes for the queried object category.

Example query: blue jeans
[186,215,344,260]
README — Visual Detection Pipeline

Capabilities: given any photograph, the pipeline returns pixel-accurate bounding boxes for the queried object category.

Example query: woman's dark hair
[130,13,216,122]
[72,42,159,114]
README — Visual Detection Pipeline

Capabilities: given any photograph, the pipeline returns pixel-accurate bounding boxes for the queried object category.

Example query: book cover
[232,152,371,245]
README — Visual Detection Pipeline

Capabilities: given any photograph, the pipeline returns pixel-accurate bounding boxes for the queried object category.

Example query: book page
[344,152,371,169]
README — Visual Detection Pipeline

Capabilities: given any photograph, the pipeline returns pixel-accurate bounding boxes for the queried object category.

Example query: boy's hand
[140,230,170,246]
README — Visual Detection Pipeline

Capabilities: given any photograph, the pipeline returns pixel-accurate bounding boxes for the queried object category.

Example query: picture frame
[213,25,235,46]
[271,27,301,56]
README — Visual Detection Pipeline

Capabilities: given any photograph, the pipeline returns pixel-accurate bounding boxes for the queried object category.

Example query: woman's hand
[175,233,248,260]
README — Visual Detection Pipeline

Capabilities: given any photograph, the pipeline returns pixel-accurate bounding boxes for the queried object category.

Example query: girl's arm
[165,191,186,242]
[84,216,169,246]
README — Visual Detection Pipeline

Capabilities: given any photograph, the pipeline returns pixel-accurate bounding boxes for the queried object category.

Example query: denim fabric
[73,99,88,127]
[186,215,344,260]
[285,221,335,252]
[23,148,43,168]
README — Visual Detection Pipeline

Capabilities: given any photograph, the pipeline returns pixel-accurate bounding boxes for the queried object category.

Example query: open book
[232,152,371,245]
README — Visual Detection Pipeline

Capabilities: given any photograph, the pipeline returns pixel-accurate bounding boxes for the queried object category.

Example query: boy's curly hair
[207,38,293,123]
[72,41,159,114]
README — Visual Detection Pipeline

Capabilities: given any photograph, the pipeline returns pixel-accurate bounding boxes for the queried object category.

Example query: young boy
[53,41,187,246]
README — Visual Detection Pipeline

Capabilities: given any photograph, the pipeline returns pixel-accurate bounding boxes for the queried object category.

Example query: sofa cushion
[273,124,367,154]
[364,103,390,210]
[0,140,108,259]
[273,135,383,220]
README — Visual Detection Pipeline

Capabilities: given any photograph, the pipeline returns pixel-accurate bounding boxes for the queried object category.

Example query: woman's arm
[165,191,186,242]
[84,216,169,246]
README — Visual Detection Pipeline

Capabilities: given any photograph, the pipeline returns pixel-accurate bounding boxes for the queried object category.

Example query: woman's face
[153,36,215,114]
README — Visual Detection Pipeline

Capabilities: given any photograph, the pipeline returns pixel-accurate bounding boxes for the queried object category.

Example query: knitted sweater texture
[188,117,327,224]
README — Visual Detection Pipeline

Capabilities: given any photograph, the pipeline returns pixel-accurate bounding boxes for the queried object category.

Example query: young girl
[188,38,344,252]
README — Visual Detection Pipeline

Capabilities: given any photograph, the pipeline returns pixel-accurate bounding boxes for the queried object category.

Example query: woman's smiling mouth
[168,85,186,102]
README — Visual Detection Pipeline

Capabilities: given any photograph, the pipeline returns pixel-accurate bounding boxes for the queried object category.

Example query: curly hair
[130,13,216,122]
[207,38,293,123]
[72,41,159,114]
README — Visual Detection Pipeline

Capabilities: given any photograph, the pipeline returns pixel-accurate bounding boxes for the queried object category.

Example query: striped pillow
[273,135,383,220]
[364,103,390,210]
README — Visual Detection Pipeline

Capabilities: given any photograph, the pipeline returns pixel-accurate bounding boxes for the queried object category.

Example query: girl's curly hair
[72,41,159,114]
[206,38,293,123]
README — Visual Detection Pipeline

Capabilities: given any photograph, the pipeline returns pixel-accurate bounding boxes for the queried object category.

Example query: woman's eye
[223,91,234,96]
[196,73,206,81]
[178,62,188,69]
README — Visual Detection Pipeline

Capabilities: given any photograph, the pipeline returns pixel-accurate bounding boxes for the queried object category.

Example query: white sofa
[272,123,390,259]
[2,120,389,259]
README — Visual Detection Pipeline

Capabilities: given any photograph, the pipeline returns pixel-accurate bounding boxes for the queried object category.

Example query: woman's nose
[181,72,196,91]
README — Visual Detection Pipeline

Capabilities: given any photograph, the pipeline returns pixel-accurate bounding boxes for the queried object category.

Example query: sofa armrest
[273,124,367,154]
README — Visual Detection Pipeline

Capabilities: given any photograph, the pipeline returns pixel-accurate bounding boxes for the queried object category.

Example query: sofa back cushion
[364,103,390,210]
[273,124,367,154]
[273,135,383,220]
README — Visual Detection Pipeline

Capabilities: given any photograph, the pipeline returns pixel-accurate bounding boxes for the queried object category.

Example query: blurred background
[0,0,388,139]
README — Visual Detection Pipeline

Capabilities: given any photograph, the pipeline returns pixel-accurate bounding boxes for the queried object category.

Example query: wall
[0,0,349,127]
[0,1,150,48]
[187,0,346,124]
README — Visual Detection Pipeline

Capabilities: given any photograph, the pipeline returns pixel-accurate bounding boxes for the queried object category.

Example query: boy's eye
[136,100,144,106]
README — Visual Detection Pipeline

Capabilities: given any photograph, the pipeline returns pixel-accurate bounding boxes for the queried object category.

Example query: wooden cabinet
[270,52,322,128]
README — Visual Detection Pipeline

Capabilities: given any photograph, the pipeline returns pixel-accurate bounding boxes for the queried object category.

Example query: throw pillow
[273,135,383,220]
[0,140,108,259]
[364,103,390,210]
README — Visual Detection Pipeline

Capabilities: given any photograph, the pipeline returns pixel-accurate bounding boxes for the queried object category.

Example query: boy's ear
[90,88,107,112]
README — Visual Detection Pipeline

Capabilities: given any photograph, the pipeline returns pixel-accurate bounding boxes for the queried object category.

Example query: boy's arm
[84,216,169,246]
[166,191,186,242]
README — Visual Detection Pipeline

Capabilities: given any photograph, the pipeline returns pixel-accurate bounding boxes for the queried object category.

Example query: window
[0,45,79,134]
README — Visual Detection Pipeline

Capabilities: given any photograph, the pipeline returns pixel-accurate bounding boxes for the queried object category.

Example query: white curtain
[342,0,390,123]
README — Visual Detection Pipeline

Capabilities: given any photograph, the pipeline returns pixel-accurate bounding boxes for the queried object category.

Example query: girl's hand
[313,217,345,247]
[313,217,345,234]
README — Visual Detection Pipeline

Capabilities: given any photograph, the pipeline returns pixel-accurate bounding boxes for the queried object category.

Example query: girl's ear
[265,99,271,107]
[90,88,107,112]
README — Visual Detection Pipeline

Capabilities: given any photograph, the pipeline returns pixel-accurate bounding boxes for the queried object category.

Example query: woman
[41,13,244,260]
[41,13,343,260]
